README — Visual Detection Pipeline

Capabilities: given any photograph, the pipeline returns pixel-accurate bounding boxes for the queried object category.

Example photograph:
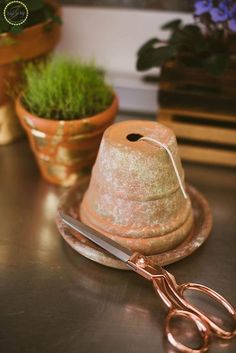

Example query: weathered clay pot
[15,95,118,186]
[0,1,61,145]
[80,120,193,255]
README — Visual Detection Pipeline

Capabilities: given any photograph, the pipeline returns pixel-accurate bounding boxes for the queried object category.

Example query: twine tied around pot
[140,136,188,199]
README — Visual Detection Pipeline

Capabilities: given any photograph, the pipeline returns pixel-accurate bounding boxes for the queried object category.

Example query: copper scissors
[61,213,236,353]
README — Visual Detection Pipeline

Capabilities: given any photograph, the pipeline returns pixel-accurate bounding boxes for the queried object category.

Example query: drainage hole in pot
[126,133,143,142]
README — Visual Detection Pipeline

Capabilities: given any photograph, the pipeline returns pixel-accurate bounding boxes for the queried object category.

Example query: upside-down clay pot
[0,0,61,145]
[15,95,118,186]
[80,120,194,255]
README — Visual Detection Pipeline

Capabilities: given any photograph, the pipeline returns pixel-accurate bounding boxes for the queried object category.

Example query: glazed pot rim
[16,93,118,126]
[0,1,60,39]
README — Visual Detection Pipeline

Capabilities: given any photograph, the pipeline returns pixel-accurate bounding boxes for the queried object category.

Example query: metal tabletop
[0,121,236,353]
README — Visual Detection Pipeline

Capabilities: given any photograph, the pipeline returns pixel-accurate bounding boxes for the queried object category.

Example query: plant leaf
[9,25,23,35]
[137,38,161,57]
[169,24,203,48]
[142,74,161,84]
[136,46,176,71]
[0,6,10,34]
[169,30,188,46]
[183,24,201,36]
[161,19,182,31]
[52,15,63,25]
[203,53,229,75]
[24,0,44,12]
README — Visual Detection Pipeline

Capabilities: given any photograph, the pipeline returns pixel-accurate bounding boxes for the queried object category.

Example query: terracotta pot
[15,95,118,186]
[0,1,61,145]
[80,120,193,255]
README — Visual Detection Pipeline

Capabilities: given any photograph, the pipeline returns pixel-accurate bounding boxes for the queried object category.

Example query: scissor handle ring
[179,283,236,339]
[165,309,210,353]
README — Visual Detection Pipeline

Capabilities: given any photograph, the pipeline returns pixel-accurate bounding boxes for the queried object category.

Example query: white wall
[56,6,192,113]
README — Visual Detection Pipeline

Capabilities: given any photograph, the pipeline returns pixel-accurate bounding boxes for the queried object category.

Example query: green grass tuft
[22,57,114,120]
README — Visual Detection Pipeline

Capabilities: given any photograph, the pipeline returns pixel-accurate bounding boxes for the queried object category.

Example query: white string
[140,136,188,199]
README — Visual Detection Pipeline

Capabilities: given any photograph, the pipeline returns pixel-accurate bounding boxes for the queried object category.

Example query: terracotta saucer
[56,178,212,270]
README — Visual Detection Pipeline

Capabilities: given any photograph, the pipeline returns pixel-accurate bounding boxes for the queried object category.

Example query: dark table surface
[0,126,236,353]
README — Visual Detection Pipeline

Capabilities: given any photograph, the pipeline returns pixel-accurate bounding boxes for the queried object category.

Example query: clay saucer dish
[56,178,212,270]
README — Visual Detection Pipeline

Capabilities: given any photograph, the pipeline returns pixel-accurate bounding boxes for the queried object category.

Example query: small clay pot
[80,120,193,255]
[0,0,61,145]
[15,95,118,186]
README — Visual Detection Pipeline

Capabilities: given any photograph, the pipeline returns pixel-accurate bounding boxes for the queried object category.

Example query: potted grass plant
[0,0,61,145]
[16,56,118,187]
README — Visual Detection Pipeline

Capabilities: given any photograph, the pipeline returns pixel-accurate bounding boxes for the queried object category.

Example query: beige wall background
[56,6,191,112]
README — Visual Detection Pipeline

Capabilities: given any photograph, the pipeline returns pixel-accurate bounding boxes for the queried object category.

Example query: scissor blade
[61,213,132,263]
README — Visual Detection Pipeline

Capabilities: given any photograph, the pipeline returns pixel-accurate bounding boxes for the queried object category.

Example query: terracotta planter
[80,120,193,255]
[16,95,118,186]
[0,1,61,145]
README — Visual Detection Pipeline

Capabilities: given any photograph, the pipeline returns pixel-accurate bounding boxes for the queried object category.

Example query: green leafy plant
[137,1,236,76]
[21,57,114,120]
[0,0,62,35]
